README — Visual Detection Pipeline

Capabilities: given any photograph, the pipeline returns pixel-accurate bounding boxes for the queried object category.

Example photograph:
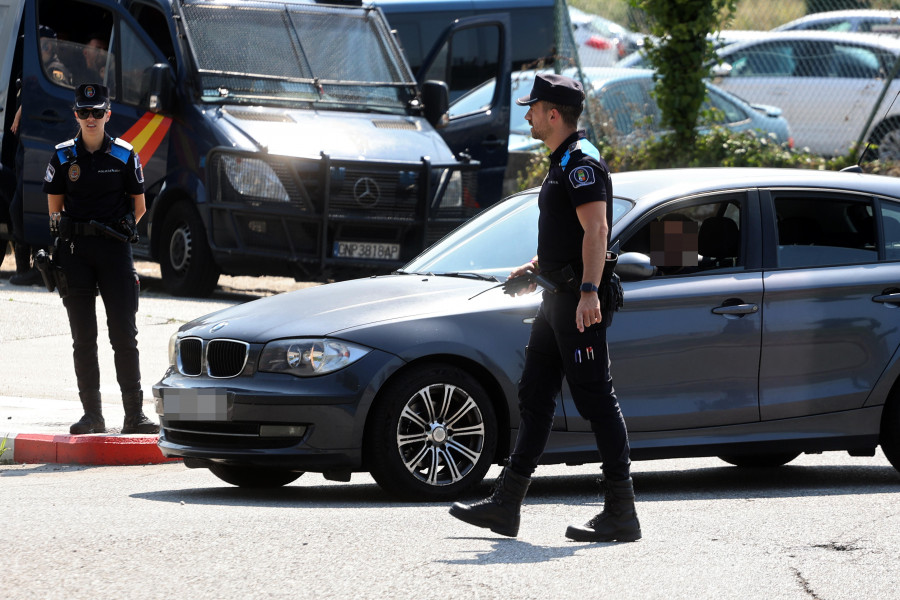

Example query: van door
[0,0,24,156]
[418,15,511,207]
[20,0,173,245]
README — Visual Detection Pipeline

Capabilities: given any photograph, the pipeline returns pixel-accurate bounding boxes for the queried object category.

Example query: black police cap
[39,25,57,39]
[74,83,109,109]
[516,73,584,107]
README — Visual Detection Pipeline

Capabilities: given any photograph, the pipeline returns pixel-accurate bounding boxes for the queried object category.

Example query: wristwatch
[580,282,599,293]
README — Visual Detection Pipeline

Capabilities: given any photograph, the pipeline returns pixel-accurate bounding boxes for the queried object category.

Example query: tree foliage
[627,0,737,163]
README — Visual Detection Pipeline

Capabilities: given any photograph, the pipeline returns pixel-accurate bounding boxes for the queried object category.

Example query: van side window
[421,25,501,102]
[130,2,176,69]
[38,0,115,96]
[119,21,157,106]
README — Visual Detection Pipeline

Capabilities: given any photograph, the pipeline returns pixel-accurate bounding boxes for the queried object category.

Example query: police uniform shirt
[42,133,144,223]
[536,131,613,271]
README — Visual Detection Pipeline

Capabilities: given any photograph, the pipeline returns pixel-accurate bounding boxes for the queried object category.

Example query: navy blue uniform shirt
[42,133,144,223]
[537,131,613,271]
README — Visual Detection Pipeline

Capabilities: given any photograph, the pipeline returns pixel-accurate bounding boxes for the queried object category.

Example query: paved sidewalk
[0,395,178,466]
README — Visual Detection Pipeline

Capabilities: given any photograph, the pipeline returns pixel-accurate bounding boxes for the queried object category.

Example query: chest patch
[68,164,81,182]
[569,166,595,188]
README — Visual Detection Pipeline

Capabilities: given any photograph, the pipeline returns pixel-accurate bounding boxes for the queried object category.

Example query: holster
[34,246,69,298]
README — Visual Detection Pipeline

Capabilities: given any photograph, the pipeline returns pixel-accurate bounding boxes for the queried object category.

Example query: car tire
[718,453,800,468]
[365,363,498,501]
[159,202,220,297]
[208,464,303,488]
[880,395,900,474]
[866,119,900,162]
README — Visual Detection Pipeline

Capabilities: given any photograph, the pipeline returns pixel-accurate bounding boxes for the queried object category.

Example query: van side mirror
[422,80,449,128]
[616,252,657,281]
[146,63,175,113]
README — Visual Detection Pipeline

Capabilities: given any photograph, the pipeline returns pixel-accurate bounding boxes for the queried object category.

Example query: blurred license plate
[162,388,229,421]
[333,241,400,260]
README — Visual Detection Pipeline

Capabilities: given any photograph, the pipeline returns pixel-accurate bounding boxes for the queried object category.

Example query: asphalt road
[2,455,899,600]
[2,250,899,599]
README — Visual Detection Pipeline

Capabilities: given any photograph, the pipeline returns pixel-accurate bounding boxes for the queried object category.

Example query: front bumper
[152,348,403,472]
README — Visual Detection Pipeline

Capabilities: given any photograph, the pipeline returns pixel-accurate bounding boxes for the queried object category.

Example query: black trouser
[56,235,141,397]
[9,141,25,242]
[509,290,631,481]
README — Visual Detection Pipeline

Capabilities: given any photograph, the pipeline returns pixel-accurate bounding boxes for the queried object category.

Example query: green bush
[516,128,899,191]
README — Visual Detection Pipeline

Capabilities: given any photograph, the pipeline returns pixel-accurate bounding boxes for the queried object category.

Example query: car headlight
[258,339,371,377]
[168,332,178,366]
[221,155,290,202]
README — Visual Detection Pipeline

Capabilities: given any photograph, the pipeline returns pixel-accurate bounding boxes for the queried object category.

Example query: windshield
[404,192,633,278]
[182,3,417,111]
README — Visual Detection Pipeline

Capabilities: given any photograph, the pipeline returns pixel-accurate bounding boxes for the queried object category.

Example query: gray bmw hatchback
[154,168,900,499]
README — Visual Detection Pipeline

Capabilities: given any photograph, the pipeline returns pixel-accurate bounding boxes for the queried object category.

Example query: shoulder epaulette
[109,137,134,164]
[55,139,77,164]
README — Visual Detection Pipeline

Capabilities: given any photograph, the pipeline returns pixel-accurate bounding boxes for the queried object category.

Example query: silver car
[712,31,900,159]
[773,9,900,34]
[155,168,900,499]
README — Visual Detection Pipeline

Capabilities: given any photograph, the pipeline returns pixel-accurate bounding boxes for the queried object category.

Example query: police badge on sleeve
[44,164,55,183]
[569,165,595,188]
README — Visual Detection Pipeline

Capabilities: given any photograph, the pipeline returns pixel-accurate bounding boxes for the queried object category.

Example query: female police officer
[43,83,158,435]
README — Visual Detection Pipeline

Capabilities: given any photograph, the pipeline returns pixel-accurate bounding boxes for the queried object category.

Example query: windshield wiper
[440,272,499,282]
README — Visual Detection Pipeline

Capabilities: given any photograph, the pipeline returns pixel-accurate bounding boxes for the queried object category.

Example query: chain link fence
[559,0,900,159]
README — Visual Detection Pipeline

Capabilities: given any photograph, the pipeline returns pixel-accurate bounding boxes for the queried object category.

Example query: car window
[596,79,655,136]
[882,202,900,261]
[705,88,748,125]
[831,44,882,79]
[620,197,743,276]
[774,195,877,268]
[727,42,797,77]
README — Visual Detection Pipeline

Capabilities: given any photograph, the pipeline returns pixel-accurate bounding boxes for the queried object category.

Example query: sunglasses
[75,108,107,119]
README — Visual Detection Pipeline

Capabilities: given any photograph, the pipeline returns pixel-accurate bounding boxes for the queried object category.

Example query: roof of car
[774,9,900,30]
[607,168,900,207]
[718,30,900,53]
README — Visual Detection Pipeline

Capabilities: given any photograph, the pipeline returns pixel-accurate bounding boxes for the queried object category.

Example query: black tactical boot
[565,477,641,542]
[9,243,41,286]
[449,466,531,537]
[121,391,160,434]
[70,392,106,434]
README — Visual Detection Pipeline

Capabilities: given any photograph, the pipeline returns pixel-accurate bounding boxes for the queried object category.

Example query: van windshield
[181,2,418,112]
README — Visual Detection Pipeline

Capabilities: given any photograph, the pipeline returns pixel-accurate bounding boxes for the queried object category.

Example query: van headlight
[259,339,371,377]
[220,155,290,202]
[439,171,463,208]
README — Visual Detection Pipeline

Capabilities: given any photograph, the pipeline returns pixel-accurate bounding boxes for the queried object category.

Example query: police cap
[74,83,109,109]
[516,73,584,107]
[39,25,57,39]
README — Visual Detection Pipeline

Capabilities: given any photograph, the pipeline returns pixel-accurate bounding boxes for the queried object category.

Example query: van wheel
[160,202,219,297]
[880,392,900,475]
[365,363,497,501]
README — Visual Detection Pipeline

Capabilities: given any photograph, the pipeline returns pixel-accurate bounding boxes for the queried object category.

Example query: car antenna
[845,76,900,173]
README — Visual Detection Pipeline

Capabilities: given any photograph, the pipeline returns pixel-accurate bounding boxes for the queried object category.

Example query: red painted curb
[13,433,181,465]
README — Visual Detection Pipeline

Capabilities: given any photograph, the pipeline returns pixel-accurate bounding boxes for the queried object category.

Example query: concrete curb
[1,432,181,466]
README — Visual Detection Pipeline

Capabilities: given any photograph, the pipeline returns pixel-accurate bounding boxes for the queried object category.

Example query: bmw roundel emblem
[210,321,228,333]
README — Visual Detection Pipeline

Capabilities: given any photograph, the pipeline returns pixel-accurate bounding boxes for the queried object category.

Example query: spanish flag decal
[120,112,172,168]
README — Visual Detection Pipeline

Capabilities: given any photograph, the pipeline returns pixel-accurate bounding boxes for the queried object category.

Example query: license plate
[333,240,400,260]
[162,388,229,421]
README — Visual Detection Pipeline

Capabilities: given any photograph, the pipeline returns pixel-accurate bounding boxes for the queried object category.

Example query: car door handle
[873,292,900,305]
[35,110,67,124]
[712,303,758,316]
[481,138,506,148]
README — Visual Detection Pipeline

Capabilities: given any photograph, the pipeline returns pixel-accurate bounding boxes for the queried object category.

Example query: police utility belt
[53,213,137,243]
[540,255,625,326]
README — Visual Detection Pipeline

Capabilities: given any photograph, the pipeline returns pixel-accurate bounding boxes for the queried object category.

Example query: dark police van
[0,0,512,295]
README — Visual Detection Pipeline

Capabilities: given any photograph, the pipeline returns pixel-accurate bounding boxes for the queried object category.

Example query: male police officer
[43,83,158,435]
[449,74,640,542]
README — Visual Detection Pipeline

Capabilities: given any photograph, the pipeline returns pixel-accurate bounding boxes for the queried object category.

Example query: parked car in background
[450,68,792,152]
[155,167,900,500]
[773,9,900,35]
[569,6,647,67]
[712,31,900,159]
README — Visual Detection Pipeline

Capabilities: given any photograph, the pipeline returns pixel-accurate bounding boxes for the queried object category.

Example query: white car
[773,9,900,35]
[712,31,900,159]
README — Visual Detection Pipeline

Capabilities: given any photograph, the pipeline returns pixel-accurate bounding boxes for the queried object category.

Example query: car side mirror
[145,63,175,114]
[422,80,450,128]
[710,63,732,79]
[616,252,657,281]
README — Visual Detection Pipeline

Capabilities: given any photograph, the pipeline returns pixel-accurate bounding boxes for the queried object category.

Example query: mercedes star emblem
[353,177,380,207]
